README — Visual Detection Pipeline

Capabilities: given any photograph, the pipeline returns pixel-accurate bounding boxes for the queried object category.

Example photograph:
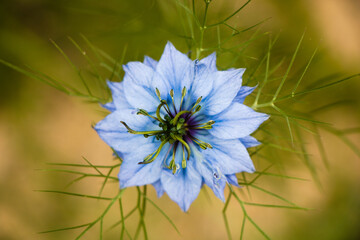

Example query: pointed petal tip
[143,56,158,69]
[219,194,226,203]
[180,203,190,212]
[152,180,165,198]
[265,113,270,121]
[260,112,271,124]
[247,166,256,174]
[106,79,117,89]
[164,41,176,52]
[165,40,175,47]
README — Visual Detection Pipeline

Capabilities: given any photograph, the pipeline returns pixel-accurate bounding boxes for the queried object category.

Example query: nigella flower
[95,42,268,211]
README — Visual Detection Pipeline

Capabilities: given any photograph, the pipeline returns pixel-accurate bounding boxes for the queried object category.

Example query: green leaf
[39,223,90,234]
[272,31,305,102]
[207,0,252,28]
[141,194,181,236]
[76,190,125,239]
[35,190,113,200]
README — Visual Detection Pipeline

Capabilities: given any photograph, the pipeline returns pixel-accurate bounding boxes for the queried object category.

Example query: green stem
[196,1,210,58]
[119,199,125,240]
[134,188,142,240]
[222,191,232,240]
[75,190,125,240]
[141,186,148,240]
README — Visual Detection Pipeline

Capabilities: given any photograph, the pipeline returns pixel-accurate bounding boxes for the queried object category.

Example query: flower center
[120,87,214,174]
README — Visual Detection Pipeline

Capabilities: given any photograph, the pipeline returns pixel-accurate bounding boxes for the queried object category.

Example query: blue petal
[161,156,202,212]
[155,42,193,93]
[240,136,261,148]
[210,102,269,139]
[106,80,131,110]
[94,109,159,153]
[123,70,159,111]
[199,52,217,72]
[119,143,171,188]
[102,102,116,112]
[95,108,158,133]
[143,56,158,69]
[187,61,214,103]
[192,145,226,202]
[200,137,255,174]
[233,86,256,103]
[151,71,171,100]
[123,61,155,87]
[204,68,245,115]
[152,180,165,198]
[226,174,240,187]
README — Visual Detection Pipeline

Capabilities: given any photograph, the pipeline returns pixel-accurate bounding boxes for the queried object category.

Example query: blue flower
[95,42,268,211]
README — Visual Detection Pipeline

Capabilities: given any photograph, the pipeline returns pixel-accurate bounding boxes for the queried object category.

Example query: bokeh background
[0,0,359,239]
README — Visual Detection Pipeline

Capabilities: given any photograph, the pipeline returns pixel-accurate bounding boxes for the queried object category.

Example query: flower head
[95,42,268,211]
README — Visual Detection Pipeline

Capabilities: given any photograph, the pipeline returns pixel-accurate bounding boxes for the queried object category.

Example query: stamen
[192,120,215,127]
[194,105,201,113]
[155,88,161,101]
[206,120,215,125]
[170,89,177,114]
[191,96,202,111]
[173,135,191,160]
[171,148,177,174]
[137,109,159,121]
[139,140,168,164]
[179,87,186,111]
[190,136,213,149]
[192,125,213,130]
[143,150,157,162]
[120,121,164,135]
[187,105,202,119]
[157,99,172,117]
[181,145,186,168]
[165,146,177,174]
[190,137,207,149]
[163,101,173,117]
[162,143,174,168]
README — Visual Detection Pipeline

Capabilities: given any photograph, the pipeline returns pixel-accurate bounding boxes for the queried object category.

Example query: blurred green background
[0,0,359,239]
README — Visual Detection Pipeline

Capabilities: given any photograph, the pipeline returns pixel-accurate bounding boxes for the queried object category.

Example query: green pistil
[173,135,191,160]
[171,110,190,125]
[120,88,214,174]
[120,121,164,135]
[156,101,166,124]
[139,140,168,164]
